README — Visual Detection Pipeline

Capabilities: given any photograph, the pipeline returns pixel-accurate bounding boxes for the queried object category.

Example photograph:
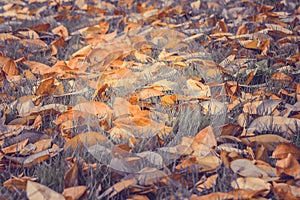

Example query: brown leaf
[112,144,131,158]
[176,155,221,172]
[272,143,300,160]
[191,189,265,200]
[98,178,137,199]
[137,167,166,186]
[113,97,141,118]
[64,162,79,188]
[273,182,300,200]
[4,176,37,192]
[239,40,260,50]
[139,88,164,100]
[247,116,300,136]
[29,23,50,32]
[241,134,290,151]
[191,126,217,156]
[23,148,63,167]
[63,185,87,200]
[26,180,65,200]
[24,61,51,75]
[230,159,268,178]
[3,129,50,148]
[231,177,270,196]
[195,173,218,192]
[52,25,69,38]
[276,153,300,178]
[271,72,293,83]
[0,56,19,77]
[217,20,228,33]
[35,77,56,96]
[1,138,29,154]
[72,101,112,119]
[64,132,111,150]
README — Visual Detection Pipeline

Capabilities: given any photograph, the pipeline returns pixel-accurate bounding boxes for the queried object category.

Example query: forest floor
[0,0,300,199]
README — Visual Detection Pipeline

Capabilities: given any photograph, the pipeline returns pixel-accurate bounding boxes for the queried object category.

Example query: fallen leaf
[247,116,300,136]
[272,143,300,160]
[231,177,270,195]
[230,159,268,178]
[98,178,137,199]
[276,153,300,178]
[241,134,290,151]
[26,180,65,200]
[191,126,217,156]
[137,167,166,185]
[64,162,78,188]
[72,101,113,119]
[63,185,87,200]
[64,132,111,150]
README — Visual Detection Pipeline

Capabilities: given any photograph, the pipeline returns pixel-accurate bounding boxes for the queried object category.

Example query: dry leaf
[276,153,300,178]
[64,132,111,150]
[191,126,217,156]
[247,116,300,136]
[230,159,268,178]
[98,178,137,199]
[72,101,112,119]
[63,186,87,200]
[64,162,78,188]
[241,134,290,151]
[231,177,270,195]
[26,180,65,200]
[272,143,300,160]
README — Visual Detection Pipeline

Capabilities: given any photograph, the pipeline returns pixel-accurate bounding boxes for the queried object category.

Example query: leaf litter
[0,0,299,199]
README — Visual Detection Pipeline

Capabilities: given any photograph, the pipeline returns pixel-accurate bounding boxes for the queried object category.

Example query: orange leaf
[241,134,290,151]
[1,139,29,154]
[63,186,87,200]
[139,88,164,100]
[273,183,300,200]
[99,20,109,34]
[218,20,228,33]
[35,77,56,96]
[191,126,217,155]
[0,56,19,77]
[52,25,69,38]
[272,143,300,160]
[161,95,175,106]
[236,24,248,35]
[231,177,270,196]
[24,61,51,75]
[29,23,50,32]
[4,176,37,192]
[246,70,256,85]
[64,162,79,188]
[64,132,111,150]
[276,153,300,178]
[72,101,112,118]
[239,40,259,50]
[271,72,293,83]
[99,178,137,199]
[113,97,141,118]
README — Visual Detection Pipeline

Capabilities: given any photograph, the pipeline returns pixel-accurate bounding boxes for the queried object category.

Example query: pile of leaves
[0,0,300,199]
